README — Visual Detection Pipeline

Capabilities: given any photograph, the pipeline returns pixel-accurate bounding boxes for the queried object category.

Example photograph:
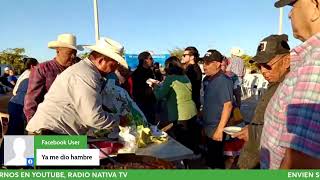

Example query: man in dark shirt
[131,51,157,124]
[153,62,163,82]
[181,47,202,112]
[202,49,233,169]
[0,67,14,88]
[24,33,79,121]
[233,34,291,169]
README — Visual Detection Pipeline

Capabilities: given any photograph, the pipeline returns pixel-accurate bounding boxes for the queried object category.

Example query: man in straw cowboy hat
[227,47,245,108]
[24,33,80,122]
[26,37,129,135]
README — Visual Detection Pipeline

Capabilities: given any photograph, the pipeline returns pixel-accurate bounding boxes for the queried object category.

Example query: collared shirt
[228,57,245,78]
[26,58,117,135]
[10,70,31,105]
[24,58,67,121]
[202,71,233,137]
[260,34,320,169]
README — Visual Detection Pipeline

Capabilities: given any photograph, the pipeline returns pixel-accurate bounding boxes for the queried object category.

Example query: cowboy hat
[230,47,244,57]
[83,38,128,68]
[4,67,11,71]
[48,33,82,50]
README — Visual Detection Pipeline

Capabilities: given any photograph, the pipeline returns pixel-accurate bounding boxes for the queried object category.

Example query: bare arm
[280,148,320,169]
[212,101,233,141]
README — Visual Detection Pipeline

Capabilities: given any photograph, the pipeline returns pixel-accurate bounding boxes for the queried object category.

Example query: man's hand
[212,128,224,141]
[233,125,249,141]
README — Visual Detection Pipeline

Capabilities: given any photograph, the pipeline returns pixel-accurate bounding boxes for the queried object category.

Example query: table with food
[86,79,194,169]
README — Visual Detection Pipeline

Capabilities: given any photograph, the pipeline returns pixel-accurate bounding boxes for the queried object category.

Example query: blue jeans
[7,101,26,135]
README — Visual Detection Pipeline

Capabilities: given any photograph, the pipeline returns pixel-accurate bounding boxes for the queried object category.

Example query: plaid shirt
[24,58,67,121]
[228,57,245,78]
[260,34,320,169]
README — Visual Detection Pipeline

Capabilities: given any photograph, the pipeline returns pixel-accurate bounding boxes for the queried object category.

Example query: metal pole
[93,0,100,42]
[278,7,283,34]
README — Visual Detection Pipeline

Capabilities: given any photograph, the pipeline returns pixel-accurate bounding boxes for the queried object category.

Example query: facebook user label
[4,135,34,166]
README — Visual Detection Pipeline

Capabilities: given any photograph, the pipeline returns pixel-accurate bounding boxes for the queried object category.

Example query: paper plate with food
[223,126,242,135]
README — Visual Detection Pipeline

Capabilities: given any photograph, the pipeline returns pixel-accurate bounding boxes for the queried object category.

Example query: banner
[4,135,95,167]
[0,170,319,180]
[125,54,170,69]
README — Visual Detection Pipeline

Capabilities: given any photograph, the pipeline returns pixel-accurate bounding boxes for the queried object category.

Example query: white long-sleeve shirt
[10,70,30,105]
[26,58,117,135]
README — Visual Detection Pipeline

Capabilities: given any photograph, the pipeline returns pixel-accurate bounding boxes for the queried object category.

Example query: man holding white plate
[233,34,291,169]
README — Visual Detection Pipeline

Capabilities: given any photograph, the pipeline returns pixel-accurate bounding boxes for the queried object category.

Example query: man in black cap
[202,49,233,169]
[233,34,290,169]
[258,0,320,169]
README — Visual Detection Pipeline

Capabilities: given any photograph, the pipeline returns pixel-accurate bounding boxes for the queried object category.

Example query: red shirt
[24,58,67,121]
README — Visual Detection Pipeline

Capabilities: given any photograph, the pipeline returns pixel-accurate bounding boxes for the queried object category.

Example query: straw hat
[230,47,244,57]
[48,33,82,50]
[84,38,128,68]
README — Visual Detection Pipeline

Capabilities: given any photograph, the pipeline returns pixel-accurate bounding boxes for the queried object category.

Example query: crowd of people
[0,0,319,169]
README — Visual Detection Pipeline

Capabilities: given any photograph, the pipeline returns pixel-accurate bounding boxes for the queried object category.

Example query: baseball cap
[203,49,224,63]
[250,34,290,64]
[4,67,11,71]
[274,0,297,8]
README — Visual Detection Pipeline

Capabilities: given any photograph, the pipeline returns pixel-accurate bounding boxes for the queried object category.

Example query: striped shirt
[260,34,320,169]
[228,57,245,78]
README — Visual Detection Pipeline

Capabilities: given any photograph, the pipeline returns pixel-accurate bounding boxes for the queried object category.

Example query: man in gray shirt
[26,38,129,135]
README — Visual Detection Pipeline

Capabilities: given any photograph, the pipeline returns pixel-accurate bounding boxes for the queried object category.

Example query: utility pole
[93,0,100,42]
[278,7,283,34]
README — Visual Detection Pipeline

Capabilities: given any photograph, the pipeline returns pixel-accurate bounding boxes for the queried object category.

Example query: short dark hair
[117,65,131,78]
[185,46,200,63]
[90,51,104,59]
[154,62,160,69]
[75,57,82,63]
[138,51,151,67]
[165,56,184,75]
[23,58,39,70]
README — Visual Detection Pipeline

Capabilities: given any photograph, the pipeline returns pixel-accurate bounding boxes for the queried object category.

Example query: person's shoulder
[218,72,231,80]
[38,59,55,66]
[164,74,175,81]
[8,76,16,80]
[36,59,56,71]
[132,67,142,76]
[218,73,233,84]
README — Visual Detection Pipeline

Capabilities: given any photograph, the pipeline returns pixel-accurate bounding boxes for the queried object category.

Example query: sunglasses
[182,54,192,57]
[256,57,282,70]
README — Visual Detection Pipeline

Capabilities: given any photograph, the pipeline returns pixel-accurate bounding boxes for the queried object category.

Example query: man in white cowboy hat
[24,33,80,122]
[26,37,129,135]
[226,47,245,108]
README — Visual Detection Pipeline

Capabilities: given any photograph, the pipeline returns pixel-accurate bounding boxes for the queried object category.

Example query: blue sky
[0,0,299,62]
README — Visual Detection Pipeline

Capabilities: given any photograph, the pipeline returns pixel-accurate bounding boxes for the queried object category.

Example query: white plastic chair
[242,74,259,98]
[252,74,268,99]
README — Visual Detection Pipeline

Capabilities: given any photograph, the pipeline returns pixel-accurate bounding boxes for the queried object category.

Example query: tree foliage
[168,47,184,60]
[241,54,259,73]
[79,52,90,59]
[0,48,26,74]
